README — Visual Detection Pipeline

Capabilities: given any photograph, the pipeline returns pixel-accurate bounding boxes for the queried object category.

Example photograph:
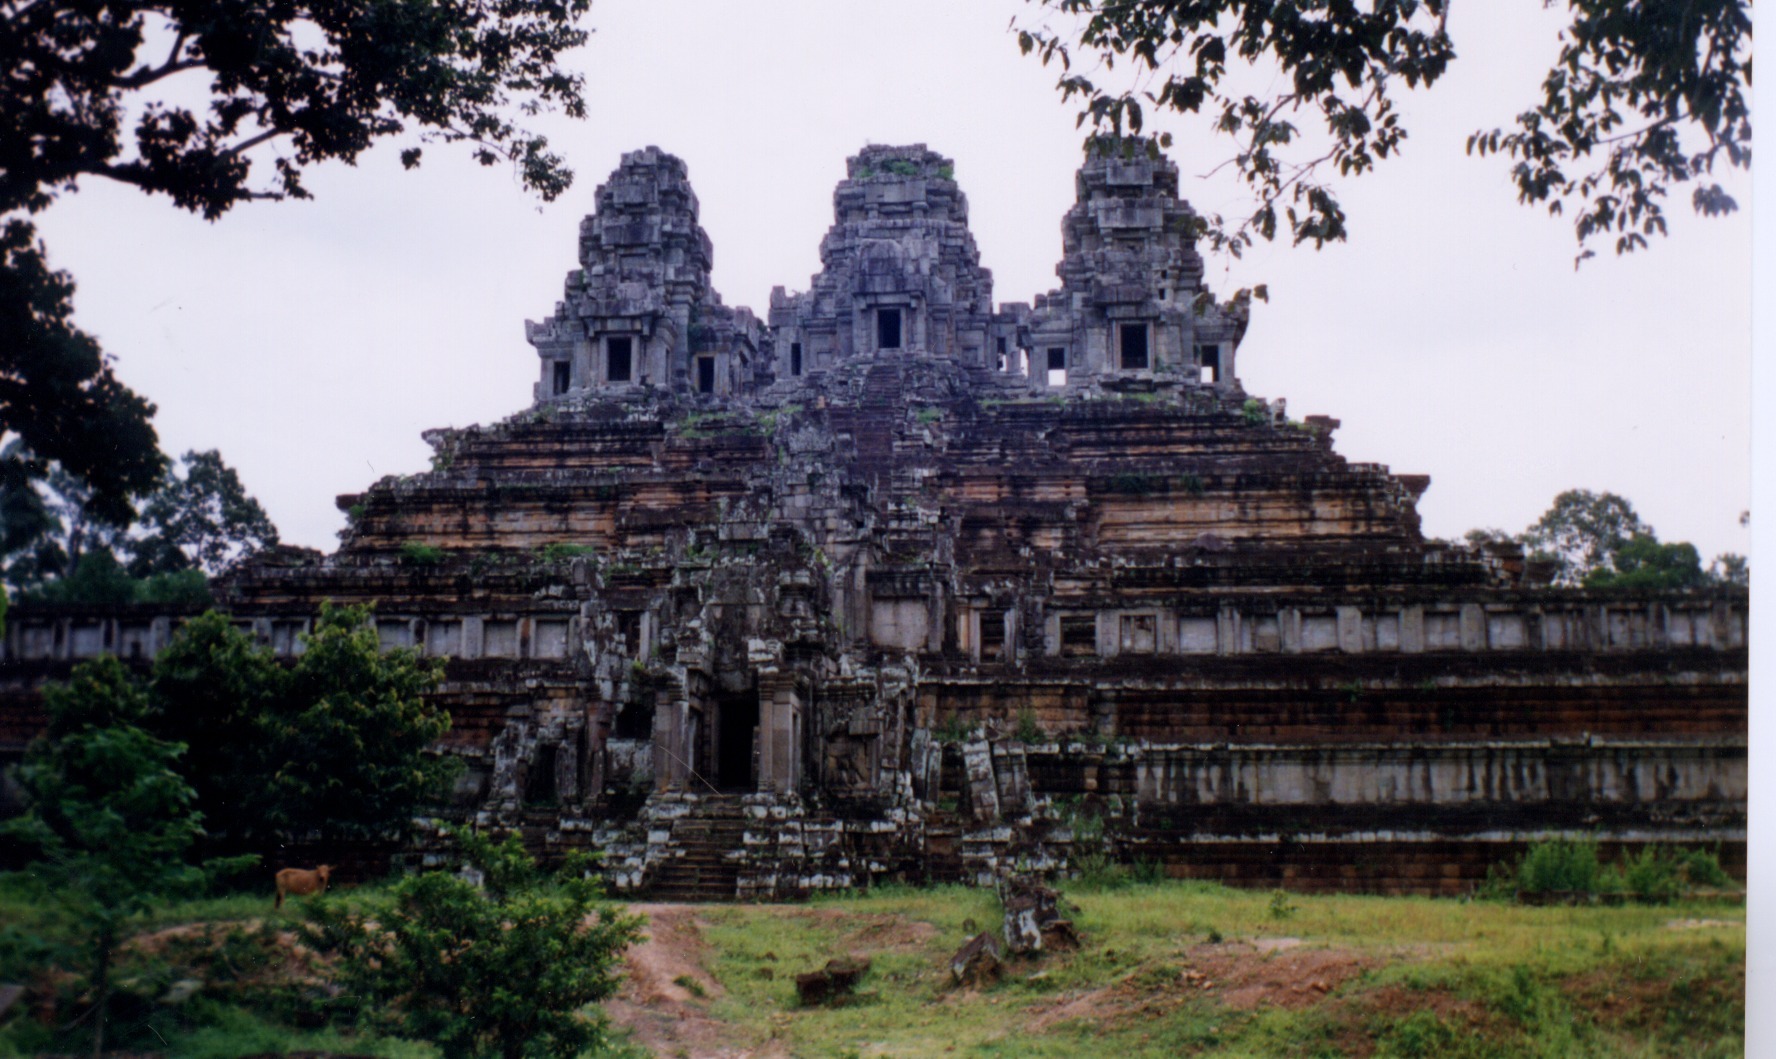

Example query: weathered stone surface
[795,956,871,1006]
[949,931,1003,988]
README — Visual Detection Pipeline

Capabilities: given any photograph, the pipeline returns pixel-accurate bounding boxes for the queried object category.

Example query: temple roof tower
[526,147,763,400]
[768,145,996,381]
[1019,143,1248,389]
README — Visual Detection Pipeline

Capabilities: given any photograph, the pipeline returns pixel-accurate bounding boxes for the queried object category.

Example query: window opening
[1120,324,1150,370]
[1120,614,1157,653]
[551,360,570,395]
[790,342,803,376]
[979,611,1006,660]
[613,699,654,740]
[877,308,902,350]
[1046,347,1067,388]
[617,609,642,653]
[606,337,632,382]
[697,356,716,394]
[1199,343,1221,384]
[1060,614,1097,656]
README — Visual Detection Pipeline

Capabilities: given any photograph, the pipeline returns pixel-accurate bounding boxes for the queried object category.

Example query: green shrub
[1015,708,1047,744]
[305,829,642,1059]
[399,541,445,566]
[536,542,597,563]
[1517,838,1601,895]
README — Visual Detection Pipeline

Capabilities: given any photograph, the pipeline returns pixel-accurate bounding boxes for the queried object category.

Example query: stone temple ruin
[0,144,1747,898]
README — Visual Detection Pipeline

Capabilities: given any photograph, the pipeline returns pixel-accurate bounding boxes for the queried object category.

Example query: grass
[682,881,1742,1058]
[2,873,1743,1058]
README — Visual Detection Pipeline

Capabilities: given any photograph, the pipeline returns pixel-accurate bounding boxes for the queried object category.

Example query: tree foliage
[1521,488,1650,586]
[2,656,205,1058]
[1017,1,1750,260]
[145,604,454,847]
[0,223,165,525]
[146,609,286,845]
[1,0,592,219]
[1508,488,1740,590]
[2,447,274,601]
[305,829,643,1059]
[263,602,455,842]
[0,0,594,521]
[129,449,280,576]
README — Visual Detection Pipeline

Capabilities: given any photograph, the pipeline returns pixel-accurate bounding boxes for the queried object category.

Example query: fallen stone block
[795,955,872,1006]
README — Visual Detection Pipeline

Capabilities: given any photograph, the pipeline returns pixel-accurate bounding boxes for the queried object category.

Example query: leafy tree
[1709,552,1748,587]
[1520,489,1650,587]
[3,447,271,602]
[147,609,285,846]
[141,604,454,847]
[305,829,643,1059]
[2,657,205,1058]
[1017,1,1750,260]
[0,224,165,526]
[129,449,280,576]
[1582,533,1705,590]
[265,602,455,842]
[1,0,594,518]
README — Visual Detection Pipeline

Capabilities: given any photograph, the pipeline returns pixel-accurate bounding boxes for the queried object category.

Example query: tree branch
[224,129,284,157]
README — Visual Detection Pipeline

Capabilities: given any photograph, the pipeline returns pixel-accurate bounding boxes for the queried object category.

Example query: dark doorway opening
[552,361,570,395]
[607,337,632,382]
[1199,343,1221,383]
[790,342,803,376]
[1120,324,1149,370]
[715,690,759,791]
[877,308,902,350]
[697,356,716,394]
[525,743,558,805]
[1046,347,1067,387]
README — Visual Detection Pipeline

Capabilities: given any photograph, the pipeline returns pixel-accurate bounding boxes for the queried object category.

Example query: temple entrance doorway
[715,688,759,791]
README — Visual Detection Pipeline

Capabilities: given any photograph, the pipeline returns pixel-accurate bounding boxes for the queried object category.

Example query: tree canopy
[1,0,594,525]
[1487,488,1744,590]
[304,829,643,1059]
[3,656,206,1057]
[146,604,454,848]
[2,447,275,603]
[1017,1,1750,261]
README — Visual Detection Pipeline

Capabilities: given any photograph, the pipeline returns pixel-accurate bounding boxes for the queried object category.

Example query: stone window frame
[976,607,1010,662]
[606,336,634,383]
[876,306,904,351]
[1118,612,1159,654]
[1045,346,1068,387]
[1118,321,1152,371]
[1196,342,1222,384]
[1058,613,1097,657]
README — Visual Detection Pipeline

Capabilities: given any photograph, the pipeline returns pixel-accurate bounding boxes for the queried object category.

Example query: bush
[1516,839,1601,896]
[305,829,643,1059]
[1502,840,1737,903]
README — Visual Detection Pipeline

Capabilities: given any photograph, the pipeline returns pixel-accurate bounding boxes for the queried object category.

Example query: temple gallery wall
[0,144,1746,898]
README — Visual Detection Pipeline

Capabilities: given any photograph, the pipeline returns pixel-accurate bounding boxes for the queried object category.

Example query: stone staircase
[643,794,749,901]
[828,357,908,489]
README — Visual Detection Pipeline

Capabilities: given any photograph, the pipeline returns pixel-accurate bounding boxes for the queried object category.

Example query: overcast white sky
[31,0,1753,563]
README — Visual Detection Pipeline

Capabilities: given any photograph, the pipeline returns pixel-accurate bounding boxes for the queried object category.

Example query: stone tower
[525,146,764,399]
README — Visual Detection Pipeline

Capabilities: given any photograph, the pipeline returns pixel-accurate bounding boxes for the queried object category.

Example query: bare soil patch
[607,903,787,1059]
[1026,938,1375,1033]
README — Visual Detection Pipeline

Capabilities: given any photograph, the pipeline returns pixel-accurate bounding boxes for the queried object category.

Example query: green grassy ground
[0,872,1743,1058]
[691,881,1744,1059]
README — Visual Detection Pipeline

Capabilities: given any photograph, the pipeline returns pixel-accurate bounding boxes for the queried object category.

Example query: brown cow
[274,865,333,908]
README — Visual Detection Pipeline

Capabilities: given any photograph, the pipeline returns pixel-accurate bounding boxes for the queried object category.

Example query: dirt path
[607,903,789,1059]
